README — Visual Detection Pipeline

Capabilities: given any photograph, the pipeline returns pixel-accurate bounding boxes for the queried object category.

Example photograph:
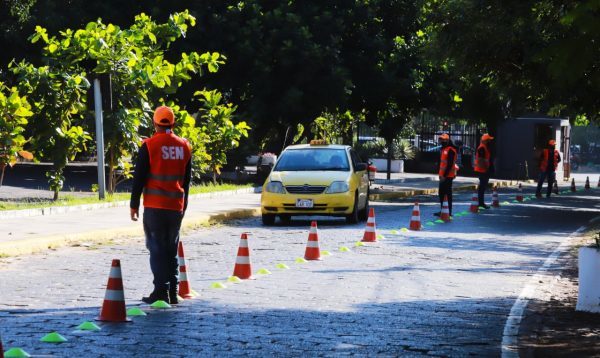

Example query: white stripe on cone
[104,289,125,301]
[109,267,122,279]
[236,256,250,264]
[179,271,188,281]
[238,240,248,248]
[306,241,319,248]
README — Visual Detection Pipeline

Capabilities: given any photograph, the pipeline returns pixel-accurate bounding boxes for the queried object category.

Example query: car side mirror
[354,163,367,171]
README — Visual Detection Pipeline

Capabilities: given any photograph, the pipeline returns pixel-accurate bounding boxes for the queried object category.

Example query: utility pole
[93,78,106,199]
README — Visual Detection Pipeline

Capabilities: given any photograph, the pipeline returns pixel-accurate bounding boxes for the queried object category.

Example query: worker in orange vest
[130,106,192,304]
[474,133,494,208]
[435,133,459,217]
[536,139,561,198]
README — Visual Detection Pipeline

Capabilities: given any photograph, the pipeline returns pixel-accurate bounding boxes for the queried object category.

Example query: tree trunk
[212,169,217,185]
[0,164,5,188]
[107,148,115,194]
[386,140,392,180]
[53,189,59,201]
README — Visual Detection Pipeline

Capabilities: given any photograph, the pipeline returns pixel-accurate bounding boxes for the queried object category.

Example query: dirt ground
[519,230,600,357]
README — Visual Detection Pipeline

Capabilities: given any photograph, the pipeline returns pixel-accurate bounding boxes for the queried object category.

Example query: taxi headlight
[325,181,349,194]
[265,181,285,194]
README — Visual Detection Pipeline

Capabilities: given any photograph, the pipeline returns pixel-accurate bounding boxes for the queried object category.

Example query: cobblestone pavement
[0,188,598,357]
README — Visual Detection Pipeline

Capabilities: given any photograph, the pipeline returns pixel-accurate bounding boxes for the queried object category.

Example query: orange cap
[548,139,556,146]
[153,106,175,126]
[438,133,449,141]
[481,133,494,141]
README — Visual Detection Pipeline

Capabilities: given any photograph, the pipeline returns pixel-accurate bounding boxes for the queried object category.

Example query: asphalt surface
[0,187,598,357]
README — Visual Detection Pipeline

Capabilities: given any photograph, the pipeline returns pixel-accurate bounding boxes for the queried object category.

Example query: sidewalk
[0,172,512,257]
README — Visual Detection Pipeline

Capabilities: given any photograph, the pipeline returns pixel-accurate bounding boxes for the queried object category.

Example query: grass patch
[0,183,253,211]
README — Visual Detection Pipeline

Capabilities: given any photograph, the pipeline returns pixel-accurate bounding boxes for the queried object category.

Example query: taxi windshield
[274,148,350,171]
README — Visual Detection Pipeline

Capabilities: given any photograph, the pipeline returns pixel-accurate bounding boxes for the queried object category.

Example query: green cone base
[40,332,68,343]
[434,219,445,224]
[150,300,171,309]
[354,241,365,247]
[76,321,101,331]
[4,348,31,358]
[401,228,409,232]
[276,263,290,269]
[426,222,435,226]
[227,276,242,283]
[339,246,351,252]
[210,282,227,289]
[257,268,272,275]
[295,257,308,263]
[126,307,147,316]
[320,250,332,256]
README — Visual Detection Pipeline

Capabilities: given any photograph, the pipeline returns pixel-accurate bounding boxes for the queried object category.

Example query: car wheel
[346,192,359,224]
[358,191,369,221]
[262,214,276,226]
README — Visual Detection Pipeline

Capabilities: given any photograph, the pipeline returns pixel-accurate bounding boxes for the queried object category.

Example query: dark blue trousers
[143,207,183,291]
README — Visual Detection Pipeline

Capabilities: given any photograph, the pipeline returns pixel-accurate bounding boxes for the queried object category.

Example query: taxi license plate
[296,199,314,208]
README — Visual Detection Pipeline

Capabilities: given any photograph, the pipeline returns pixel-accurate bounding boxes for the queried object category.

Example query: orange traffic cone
[304,221,321,260]
[552,180,559,195]
[516,183,524,202]
[232,233,253,279]
[97,259,130,322]
[409,202,421,231]
[585,176,590,189]
[361,207,377,242]
[441,195,451,222]
[177,242,196,299]
[571,178,576,192]
[469,192,479,213]
[492,188,500,207]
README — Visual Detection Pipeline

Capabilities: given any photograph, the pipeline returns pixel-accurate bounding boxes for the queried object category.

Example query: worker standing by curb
[130,106,192,304]
[536,139,561,198]
[435,133,458,218]
[475,133,494,209]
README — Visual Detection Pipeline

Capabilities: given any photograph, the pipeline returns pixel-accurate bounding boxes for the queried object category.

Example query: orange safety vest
[474,143,491,173]
[439,146,458,178]
[143,132,192,211]
[539,149,559,172]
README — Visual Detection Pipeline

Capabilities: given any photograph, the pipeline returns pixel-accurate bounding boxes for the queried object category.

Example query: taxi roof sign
[309,139,328,145]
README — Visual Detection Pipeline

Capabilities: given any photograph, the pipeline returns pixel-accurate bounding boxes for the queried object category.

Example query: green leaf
[48,43,58,53]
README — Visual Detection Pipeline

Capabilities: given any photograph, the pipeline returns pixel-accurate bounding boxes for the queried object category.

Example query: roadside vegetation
[0,183,252,211]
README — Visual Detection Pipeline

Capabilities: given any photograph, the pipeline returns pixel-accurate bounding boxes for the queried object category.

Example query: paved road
[0,187,598,356]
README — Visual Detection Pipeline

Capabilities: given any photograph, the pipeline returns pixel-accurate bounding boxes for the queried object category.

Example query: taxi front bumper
[261,191,355,215]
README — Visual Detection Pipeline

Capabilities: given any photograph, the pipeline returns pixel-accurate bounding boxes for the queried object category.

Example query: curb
[0,187,260,220]
[0,207,261,257]
[369,180,512,201]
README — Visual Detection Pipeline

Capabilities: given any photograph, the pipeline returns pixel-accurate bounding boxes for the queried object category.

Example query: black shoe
[433,212,441,217]
[169,288,179,305]
[142,289,169,304]
[479,204,491,209]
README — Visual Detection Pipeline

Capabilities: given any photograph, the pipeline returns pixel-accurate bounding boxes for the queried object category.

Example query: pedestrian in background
[435,133,458,217]
[536,139,561,198]
[130,106,192,304]
[474,133,494,208]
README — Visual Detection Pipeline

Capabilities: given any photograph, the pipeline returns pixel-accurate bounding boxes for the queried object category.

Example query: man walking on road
[475,133,494,209]
[536,139,561,198]
[435,133,458,217]
[130,105,192,304]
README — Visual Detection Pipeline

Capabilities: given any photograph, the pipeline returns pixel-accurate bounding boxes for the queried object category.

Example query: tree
[11,60,91,200]
[0,83,34,187]
[30,11,226,192]
[194,89,249,183]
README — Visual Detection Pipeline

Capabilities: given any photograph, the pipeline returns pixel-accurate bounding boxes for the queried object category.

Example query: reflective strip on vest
[148,173,185,181]
[144,188,184,199]
[104,289,125,301]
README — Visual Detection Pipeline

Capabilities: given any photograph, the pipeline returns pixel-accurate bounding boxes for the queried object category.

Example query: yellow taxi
[260,140,370,225]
